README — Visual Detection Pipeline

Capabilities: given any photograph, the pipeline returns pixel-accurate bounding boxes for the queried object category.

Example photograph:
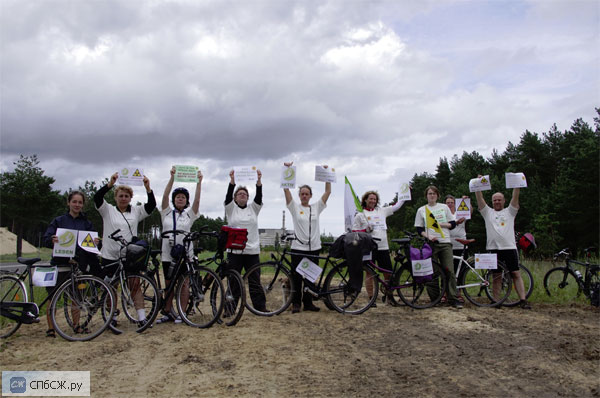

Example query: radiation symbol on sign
[81,233,96,248]
[132,169,142,177]
[457,200,469,211]
[480,177,488,183]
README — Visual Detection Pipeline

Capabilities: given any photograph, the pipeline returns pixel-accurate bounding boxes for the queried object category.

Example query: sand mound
[0,227,39,255]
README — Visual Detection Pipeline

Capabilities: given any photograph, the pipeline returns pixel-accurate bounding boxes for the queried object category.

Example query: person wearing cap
[156,166,203,323]
[224,169,266,312]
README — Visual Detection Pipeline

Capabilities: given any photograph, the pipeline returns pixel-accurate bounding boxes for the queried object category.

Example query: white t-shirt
[97,200,151,261]
[224,201,262,255]
[351,201,404,251]
[287,198,326,251]
[414,203,454,244]
[160,207,199,262]
[449,219,467,250]
[480,204,518,250]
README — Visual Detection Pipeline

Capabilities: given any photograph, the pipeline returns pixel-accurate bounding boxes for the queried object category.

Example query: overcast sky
[1,0,598,236]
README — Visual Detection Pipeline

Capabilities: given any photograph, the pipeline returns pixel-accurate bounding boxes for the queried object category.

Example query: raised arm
[94,172,118,208]
[475,175,487,211]
[161,167,176,210]
[192,170,203,214]
[283,162,293,205]
[510,187,520,209]
[225,170,235,205]
[143,176,156,213]
[321,165,331,204]
[254,169,262,205]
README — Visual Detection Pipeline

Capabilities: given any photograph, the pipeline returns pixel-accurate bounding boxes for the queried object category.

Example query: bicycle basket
[218,226,248,251]
[124,241,150,272]
[410,243,433,283]
[518,233,536,254]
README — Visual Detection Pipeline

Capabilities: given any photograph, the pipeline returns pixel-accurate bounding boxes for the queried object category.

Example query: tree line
[1,110,598,258]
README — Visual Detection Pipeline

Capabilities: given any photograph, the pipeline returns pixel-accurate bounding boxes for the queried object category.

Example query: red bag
[218,226,248,251]
[518,233,536,254]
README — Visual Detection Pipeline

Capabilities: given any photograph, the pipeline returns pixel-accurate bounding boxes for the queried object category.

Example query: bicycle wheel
[324,262,378,315]
[461,260,511,307]
[50,275,116,342]
[502,263,534,307]
[214,269,245,327]
[177,266,223,328]
[243,261,294,316]
[108,274,160,334]
[0,275,27,338]
[395,262,447,309]
[543,267,582,301]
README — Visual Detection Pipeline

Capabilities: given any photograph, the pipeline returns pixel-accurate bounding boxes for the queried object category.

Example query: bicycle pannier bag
[410,243,433,283]
[170,243,186,262]
[518,233,536,254]
[218,226,248,251]
[124,240,150,272]
[329,234,346,258]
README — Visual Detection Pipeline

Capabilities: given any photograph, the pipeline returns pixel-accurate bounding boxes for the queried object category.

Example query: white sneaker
[174,316,182,324]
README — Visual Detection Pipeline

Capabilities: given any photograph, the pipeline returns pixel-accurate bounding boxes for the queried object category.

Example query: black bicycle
[544,247,599,304]
[1,257,115,341]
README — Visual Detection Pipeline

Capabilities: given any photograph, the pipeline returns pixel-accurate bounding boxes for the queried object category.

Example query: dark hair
[172,187,190,209]
[67,190,86,204]
[234,186,249,199]
[361,191,380,209]
[444,194,455,202]
[298,185,312,195]
[424,185,440,198]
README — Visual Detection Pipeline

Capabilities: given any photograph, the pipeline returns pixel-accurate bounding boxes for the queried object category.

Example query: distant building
[259,228,294,247]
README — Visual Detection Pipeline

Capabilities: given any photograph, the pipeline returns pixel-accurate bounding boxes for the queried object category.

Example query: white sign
[174,165,199,183]
[233,166,258,184]
[280,166,296,189]
[455,197,472,220]
[295,257,323,283]
[397,182,411,201]
[469,175,492,192]
[314,165,337,183]
[411,257,433,277]
[53,228,77,258]
[505,172,527,188]
[474,253,498,269]
[117,167,144,186]
[32,266,58,287]
[77,231,101,255]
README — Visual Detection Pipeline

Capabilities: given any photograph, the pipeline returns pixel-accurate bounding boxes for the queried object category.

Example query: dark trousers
[290,249,320,306]
[227,253,265,310]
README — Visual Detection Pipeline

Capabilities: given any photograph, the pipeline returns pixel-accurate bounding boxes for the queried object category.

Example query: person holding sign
[156,167,202,324]
[224,169,267,313]
[94,172,156,326]
[352,191,405,306]
[42,191,100,338]
[414,186,461,309]
[283,162,331,313]
[445,195,471,269]
[474,178,531,309]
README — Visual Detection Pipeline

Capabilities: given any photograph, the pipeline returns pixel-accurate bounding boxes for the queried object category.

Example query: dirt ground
[1,302,598,398]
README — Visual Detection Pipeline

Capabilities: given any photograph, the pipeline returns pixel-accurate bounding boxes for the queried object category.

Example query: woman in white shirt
[156,166,202,324]
[283,162,331,313]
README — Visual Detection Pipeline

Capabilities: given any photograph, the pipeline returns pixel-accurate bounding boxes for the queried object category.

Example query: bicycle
[543,247,599,305]
[152,227,242,327]
[452,238,513,307]
[101,230,161,334]
[1,257,115,341]
[244,233,378,316]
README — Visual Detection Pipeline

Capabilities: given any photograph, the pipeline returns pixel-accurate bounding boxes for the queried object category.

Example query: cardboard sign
[32,266,58,287]
[411,258,433,277]
[474,253,498,269]
[455,197,472,220]
[233,166,258,184]
[505,172,527,188]
[397,182,411,201]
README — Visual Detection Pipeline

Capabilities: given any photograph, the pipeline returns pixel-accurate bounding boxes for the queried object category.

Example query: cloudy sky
[1,0,598,236]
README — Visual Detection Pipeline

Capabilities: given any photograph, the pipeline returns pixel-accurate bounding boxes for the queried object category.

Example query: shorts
[490,249,520,272]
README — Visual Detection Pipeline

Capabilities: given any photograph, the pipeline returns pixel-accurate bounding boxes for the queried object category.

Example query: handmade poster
[233,166,258,184]
[469,175,492,192]
[411,258,433,277]
[32,266,58,287]
[296,257,323,283]
[397,182,411,201]
[505,172,527,189]
[77,231,101,255]
[314,165,336,183]
[174,165,199,183]
[280,166,296,189]
[53,228,77,258]
[474,253,498,269]
[117,167,144,186]
[455,197,472,220]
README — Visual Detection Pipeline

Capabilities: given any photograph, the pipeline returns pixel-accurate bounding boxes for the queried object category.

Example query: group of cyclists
[40,163,530,337]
